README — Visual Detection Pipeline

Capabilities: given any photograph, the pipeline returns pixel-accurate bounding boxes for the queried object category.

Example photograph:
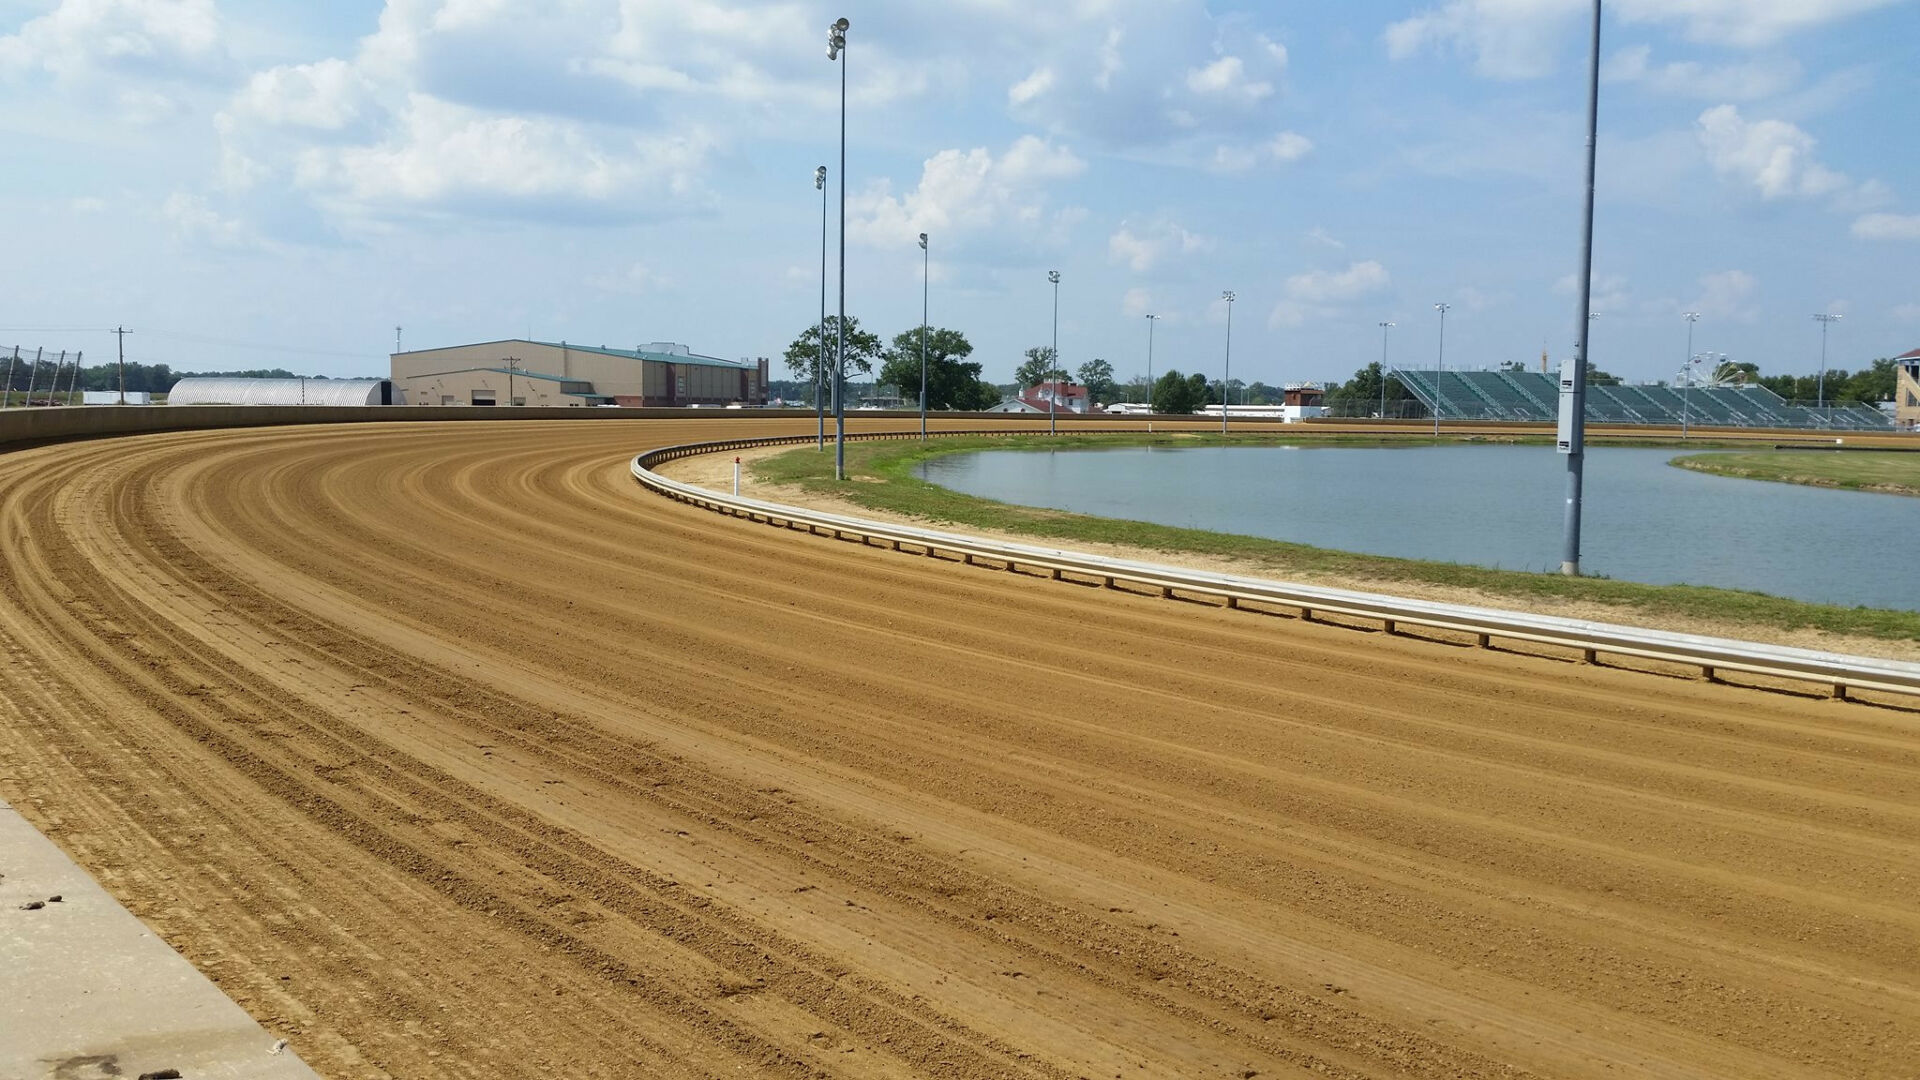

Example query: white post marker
[734,456,741,496]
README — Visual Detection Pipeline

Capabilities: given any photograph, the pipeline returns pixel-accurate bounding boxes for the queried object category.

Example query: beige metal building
[1897,346,1920,430]
[391,339,768,407]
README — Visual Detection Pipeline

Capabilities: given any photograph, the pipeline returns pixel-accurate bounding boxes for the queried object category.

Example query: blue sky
[2,0,1916,389]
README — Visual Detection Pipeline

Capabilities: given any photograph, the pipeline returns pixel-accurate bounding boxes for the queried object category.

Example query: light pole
[1378,320,1395,420]
[1680,312,1700,438]
[815,164,827,449]
[1220,291,1235,434]
[827,17,849,480]
[1432,303,1450,436]
[1047,269,1061,435]
[1144,313,1158,411]
[1559,0,1601,577]
[1813,312,1841,413]
[918,231,929,440]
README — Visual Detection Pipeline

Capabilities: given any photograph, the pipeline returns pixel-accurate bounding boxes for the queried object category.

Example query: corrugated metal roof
[167,378,396,406]
[392,338,749,370]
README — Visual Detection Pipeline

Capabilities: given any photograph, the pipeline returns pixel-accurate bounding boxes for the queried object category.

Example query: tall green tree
[1013,346,1057,389]
[783,316,883,392]
[1075,357,1116,403]
[876,326,998,411]
[1150,369,1199,414]
[1324,361,1408,414]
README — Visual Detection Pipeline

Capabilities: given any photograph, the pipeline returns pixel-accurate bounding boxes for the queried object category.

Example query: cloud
[1696,105,1850,201]
[1107,219,1211,272]
[1121,287,1154,319]
[588,261,670,295]
[847,136,1086,248]
[1210,131,1312,173]
[231,58,375,132]
[1387,0,1902,77]
[1554,272,1632,313]
[1185,56,1272,103]
[1687,269,1760,322]
[0,0,221,82]
[1852,213,1920,241]
[1008,67,1055,106]
[162,191,257,248]
[1601,44,1800,100]
[1270,260,1390,326]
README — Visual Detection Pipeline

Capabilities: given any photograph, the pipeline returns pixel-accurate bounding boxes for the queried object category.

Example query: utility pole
[115,326,129,405]
[1558,0,1602,577]
[918,231,929,440]
[505,356,519,406]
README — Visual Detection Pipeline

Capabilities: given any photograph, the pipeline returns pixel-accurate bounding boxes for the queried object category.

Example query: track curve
[2,417,1916,1079]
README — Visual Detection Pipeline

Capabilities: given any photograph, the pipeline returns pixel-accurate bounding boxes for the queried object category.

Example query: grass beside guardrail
[1672,450,1920,497]
[754,432,1920,644]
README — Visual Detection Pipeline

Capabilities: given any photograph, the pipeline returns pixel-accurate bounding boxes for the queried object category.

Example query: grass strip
[755,432,1920,643]
[1672,450,1920,497]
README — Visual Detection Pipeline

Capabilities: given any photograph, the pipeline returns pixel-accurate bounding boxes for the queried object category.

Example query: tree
[1013,346,1057,390]
[1584,363,1622,386]
[783,316,883,397]
[1075,357,1116,403]
[1324,362,1410,416]
[1151,369,1199,414]
[1498,359,1527,372]
[875,326,998,411]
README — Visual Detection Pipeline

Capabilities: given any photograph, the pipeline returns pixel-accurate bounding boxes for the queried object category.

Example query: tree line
[1,359,325,397]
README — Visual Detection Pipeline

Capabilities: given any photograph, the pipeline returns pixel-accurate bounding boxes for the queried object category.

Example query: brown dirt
[3,416,1918,1079]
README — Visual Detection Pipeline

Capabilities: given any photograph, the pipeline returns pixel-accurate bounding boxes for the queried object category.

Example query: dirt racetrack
[2,417,1917,1080]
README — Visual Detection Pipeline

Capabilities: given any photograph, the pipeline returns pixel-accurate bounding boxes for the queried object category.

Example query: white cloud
[1185,56,1272,103]
[1602,44,1800,101]
[1106,219,1210,272]
[1121,287,1154,319]
[0,0,220,81]
[1009,67,1055,106]
[1687,269,1760,322]
[162,191,255,248]
[1696,105,1849,201]
[1271,260,1390,326]
[847,136,1086,248]
[1210,131,1312,173]
[1852,213,1920,241]
[293,94,712,219]
[231,59,374,131]
[1305,227,1345,250]
[1387,0,1902,77]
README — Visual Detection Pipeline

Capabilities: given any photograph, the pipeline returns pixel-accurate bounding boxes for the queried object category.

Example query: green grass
[755,432,1920,643]
[1672,450,1920,497]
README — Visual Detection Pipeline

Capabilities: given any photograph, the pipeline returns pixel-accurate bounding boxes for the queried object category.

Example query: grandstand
[1391,369,1892,431]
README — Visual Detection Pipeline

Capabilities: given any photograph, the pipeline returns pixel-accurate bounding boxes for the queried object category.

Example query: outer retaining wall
[0,405,1160,451]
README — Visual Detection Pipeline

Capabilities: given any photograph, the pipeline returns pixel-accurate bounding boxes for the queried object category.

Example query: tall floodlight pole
[1378,321,1395,420]
[1813,313,1841,412]
[1680,312,1700,438]
[1220,291,1236,434]
[827,17,850,480]
[918,231,929,440]
[1558,0,1602,577]
[1047,270,1061,435]
[1144,313,1159,410]
[1432,303,1450,436]
[815,165,828,449]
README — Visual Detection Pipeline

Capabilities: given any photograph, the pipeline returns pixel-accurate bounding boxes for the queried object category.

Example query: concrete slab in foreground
[0,800,323,1080]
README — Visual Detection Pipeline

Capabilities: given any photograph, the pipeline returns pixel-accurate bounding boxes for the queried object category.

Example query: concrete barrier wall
[0,405,1161,452]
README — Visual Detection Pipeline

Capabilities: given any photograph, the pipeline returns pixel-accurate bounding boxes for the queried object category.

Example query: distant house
[1016,379,1091,414]
[983,397,1043,413]
[1897,347,1920,430]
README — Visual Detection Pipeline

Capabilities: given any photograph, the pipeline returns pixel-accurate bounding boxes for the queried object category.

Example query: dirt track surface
[3,417,1917,1080]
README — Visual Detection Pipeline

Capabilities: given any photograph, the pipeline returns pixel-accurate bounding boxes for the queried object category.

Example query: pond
[915,445,1917,611]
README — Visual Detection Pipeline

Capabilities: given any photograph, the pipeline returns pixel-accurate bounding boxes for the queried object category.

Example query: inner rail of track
[633,430,1920,702]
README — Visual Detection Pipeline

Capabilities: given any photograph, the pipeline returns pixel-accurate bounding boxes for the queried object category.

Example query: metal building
[166,378,401,406]
[390,339,768,407]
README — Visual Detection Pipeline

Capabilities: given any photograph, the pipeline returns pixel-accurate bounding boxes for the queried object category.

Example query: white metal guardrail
[632,432,1920,702]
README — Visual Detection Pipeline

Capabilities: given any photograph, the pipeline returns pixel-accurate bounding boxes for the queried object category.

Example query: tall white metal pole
[1048,270,1060,435]
[830,19,849,480]
[1681,312,1699,438]
[1559,0,1603,576]
[1378,321,1394,420]
[1144,313,1157,412]
[816,165,827,448]
[1220,291,1235,434]
[919,232,929,440]
[1432,303,1450,435]
[1813,313,1841,413]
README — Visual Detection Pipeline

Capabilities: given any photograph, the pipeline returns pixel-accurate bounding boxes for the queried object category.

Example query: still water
[917,445,1917,611]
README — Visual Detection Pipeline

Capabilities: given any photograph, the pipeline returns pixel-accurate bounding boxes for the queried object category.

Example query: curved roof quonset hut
[166,378,400,406]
